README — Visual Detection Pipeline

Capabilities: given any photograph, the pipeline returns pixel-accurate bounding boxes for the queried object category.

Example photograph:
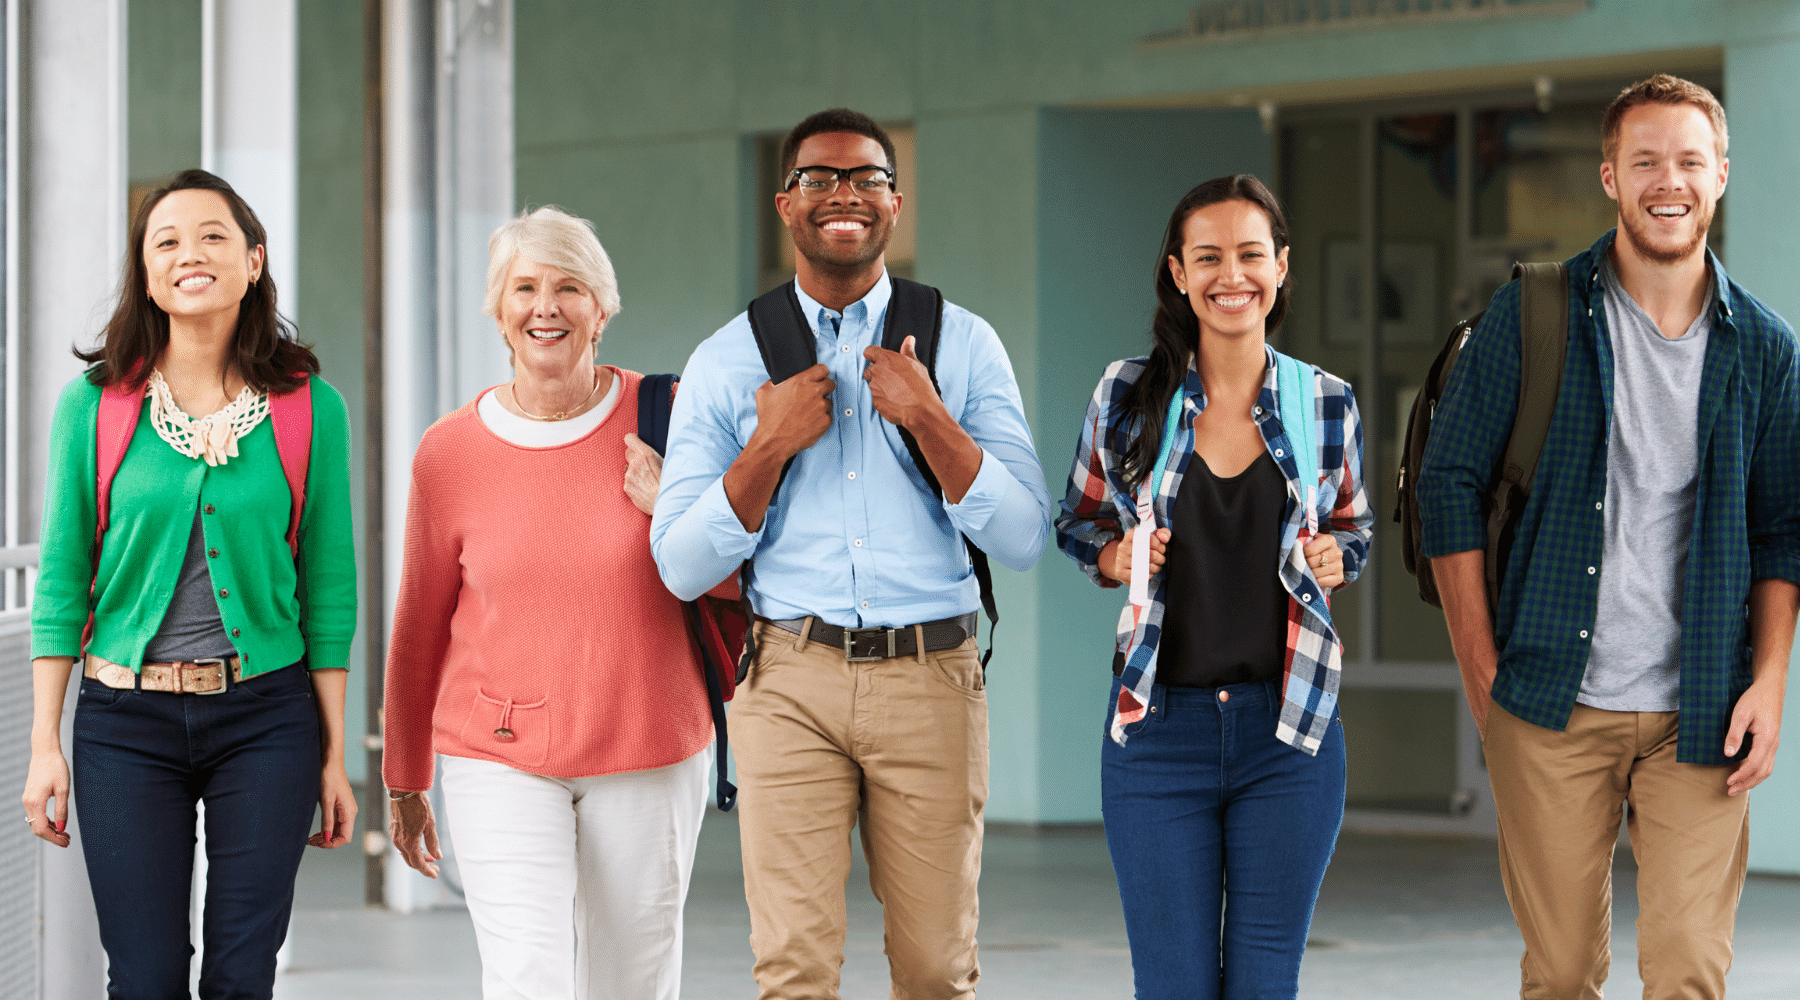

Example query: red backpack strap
[268,378,313,558]
[94,382,147,546]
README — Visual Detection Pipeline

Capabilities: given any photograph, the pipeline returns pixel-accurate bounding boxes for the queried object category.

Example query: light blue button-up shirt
[651,273,1051,628]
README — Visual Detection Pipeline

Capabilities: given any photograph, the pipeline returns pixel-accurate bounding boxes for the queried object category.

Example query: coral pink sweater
[382,369,712,790]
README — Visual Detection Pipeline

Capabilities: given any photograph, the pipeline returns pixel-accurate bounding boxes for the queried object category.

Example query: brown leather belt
[764,612,977,662]
[84,653,244,695]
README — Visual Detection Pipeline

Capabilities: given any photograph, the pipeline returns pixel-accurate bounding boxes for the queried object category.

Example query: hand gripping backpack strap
[1483,262,1569,609]
[268,378,314,559]
[636,373,739,811]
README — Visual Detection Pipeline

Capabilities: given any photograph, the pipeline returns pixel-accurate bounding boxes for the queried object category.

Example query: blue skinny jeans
[1102,677,1346,1000]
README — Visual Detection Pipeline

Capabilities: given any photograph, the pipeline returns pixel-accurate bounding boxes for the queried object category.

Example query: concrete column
[201,0,298,318]
[1724,37,1800,877]
[17,0,126,989]
[380,0,442,912]
[436,0,513,410]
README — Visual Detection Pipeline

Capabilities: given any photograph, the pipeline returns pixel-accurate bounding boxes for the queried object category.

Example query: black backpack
[1393,262,1569,612]
[742,277,999,667]
[637,373,740,812]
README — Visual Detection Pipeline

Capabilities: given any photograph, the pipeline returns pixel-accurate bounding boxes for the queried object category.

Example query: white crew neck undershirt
[477,369,621,447]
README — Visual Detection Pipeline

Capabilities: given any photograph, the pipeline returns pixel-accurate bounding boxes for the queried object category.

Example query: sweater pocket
[459,688,551,771]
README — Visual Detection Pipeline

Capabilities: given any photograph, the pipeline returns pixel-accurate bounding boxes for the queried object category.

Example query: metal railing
[0,548,36,998]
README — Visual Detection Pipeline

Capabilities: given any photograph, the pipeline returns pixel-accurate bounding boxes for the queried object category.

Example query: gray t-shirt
[142,506,238,663]
[1578,257,1713,712]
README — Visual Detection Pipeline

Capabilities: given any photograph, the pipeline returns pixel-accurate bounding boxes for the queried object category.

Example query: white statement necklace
[148,369,270,467]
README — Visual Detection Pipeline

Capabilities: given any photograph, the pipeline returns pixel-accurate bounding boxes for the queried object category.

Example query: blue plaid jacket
[1418,230,1800,765]
[1056,347,1373,754]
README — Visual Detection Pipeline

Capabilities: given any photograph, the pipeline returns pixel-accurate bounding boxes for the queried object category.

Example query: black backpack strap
[747,282,818,497]
[1482,261,1569,609]
[635,373,679,455]
[681,601,738,811]
[884,278,999,667]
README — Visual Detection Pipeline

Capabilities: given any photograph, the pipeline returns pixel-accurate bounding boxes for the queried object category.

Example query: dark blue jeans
[1102,677,1346,1000]
[72,662,321,1000]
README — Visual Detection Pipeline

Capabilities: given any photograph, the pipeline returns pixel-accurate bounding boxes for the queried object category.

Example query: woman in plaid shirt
[1055,175,1372,1000]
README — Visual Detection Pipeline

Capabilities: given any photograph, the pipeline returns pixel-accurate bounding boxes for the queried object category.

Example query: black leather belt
[764,613,978,662]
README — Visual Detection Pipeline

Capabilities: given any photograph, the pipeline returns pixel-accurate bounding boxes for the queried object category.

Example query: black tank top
[1155,451,1290,688]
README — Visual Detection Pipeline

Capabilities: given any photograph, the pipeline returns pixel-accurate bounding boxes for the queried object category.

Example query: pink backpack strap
[94,382,147,547]
[268,378,313,558]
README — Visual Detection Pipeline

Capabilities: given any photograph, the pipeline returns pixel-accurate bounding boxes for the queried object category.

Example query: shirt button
[853,538,863,547]
[1595,502,1603,510]
[1253,406,1263,415]
[1580,630,1590,639]
[844,408,853,416]
[204,504,215,514]
[1301,593,1312,602]
[847,471,856,480]
[207,548,218,558]
[1275,448,1285,458]
[861,601,869,609]
[1587,566,1596,575]
[841,345,851,353]
[230,628,240,638]
[1219,690,1230,703]
[219,588,229,598]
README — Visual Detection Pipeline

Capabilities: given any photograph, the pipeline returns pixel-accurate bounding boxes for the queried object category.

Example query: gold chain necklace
[509,368,603,422]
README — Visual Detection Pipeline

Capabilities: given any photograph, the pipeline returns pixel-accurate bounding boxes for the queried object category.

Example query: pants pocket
[460,688,552,771]
[929,639,985,695]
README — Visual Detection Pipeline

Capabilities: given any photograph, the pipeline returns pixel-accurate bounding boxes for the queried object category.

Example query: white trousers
[439,747,711,1000]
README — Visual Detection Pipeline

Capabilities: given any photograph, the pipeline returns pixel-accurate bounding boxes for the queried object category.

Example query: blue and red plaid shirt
[1055,347,1373,753]
[1418,230,1800,765]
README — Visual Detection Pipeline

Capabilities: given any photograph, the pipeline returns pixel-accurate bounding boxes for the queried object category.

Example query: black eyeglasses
[782,164,896,200]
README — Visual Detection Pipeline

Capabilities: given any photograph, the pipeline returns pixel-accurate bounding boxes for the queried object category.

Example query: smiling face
[775,131,903,273]
[496,255,606,377]
[1600,101,1727,266]
[143,188,264,323]
[1167,199,1289,343]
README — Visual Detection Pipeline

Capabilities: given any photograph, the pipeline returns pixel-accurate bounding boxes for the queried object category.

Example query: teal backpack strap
[1277,353,1318,489]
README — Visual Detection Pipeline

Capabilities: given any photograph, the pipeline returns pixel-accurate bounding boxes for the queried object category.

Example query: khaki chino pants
[733,621,989,1000]
[1484,701,1750,1000]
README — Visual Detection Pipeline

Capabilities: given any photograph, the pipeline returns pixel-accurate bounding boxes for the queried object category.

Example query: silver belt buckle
[188,657,231,695]
[843,628,895,662]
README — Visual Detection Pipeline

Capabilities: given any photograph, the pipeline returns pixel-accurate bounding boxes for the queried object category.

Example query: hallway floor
[274,809,1800,999]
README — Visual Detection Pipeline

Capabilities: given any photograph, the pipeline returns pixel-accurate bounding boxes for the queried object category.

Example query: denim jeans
[72,661,321,1000]
[1102,677,1346,1000]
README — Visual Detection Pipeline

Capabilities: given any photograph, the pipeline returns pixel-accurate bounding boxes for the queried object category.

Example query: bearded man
[652,108,1050,1000]
[1419,74,1799,1000]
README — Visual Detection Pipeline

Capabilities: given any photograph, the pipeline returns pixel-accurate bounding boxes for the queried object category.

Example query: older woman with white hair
[383,206,715,1000]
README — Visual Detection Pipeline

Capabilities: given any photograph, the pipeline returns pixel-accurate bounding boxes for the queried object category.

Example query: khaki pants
[1484,701,1750,1000]
[733,621,989,1000]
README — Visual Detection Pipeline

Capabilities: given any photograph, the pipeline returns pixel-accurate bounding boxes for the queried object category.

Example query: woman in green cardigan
[20,169,357,999]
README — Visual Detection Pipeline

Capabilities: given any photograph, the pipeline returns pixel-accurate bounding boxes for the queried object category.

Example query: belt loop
[794,616,813,653]
[914,623,926,665]
[134,665,143,692]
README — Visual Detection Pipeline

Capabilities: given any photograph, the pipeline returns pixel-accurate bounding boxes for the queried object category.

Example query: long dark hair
[1116,174,1291,488]
[78,168,319,393]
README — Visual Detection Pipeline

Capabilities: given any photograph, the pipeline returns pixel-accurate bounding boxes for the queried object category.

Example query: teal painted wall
[297,0,370,783]
[514,2,1800,843]
[1033,108,1271,820]
[1724,36,1800,877]
[128,0,202,187]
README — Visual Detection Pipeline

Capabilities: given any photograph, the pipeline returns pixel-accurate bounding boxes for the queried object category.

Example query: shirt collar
[1579,228,1735,325]
[792,271,893,338]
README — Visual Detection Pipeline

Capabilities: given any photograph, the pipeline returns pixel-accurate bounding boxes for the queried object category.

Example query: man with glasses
[652,108,1051,999]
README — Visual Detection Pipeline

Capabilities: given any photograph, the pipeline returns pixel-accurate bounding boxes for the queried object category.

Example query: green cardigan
[32,373,357,676]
